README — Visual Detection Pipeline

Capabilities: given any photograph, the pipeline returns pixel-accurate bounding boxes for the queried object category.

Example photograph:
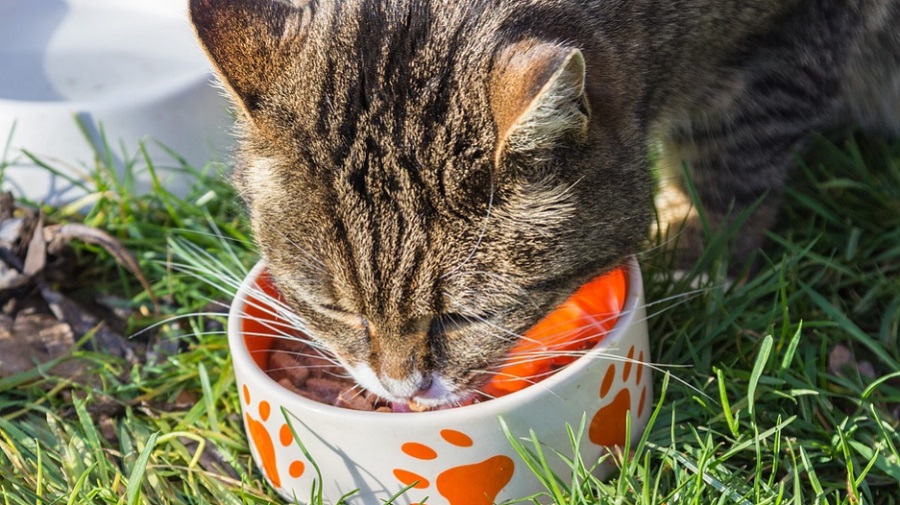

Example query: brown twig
[42,223,160,312]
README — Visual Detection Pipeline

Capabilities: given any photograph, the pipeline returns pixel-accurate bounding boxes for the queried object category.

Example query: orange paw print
[588,345,649,447]
[242,384,306,488]
[393,429,515,505]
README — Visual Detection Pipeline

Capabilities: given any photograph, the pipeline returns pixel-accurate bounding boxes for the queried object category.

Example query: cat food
[267,337,394,412]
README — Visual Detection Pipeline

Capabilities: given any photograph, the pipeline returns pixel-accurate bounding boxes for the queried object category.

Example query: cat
[190,0,900,407]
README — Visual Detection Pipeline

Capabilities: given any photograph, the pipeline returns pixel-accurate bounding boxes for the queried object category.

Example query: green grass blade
[126,432,159,505]
[747,334,773,416]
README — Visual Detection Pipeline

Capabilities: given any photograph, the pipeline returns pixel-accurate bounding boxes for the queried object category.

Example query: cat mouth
[344,362,478,409]
[399,378,498,412]
[390,386,482,412]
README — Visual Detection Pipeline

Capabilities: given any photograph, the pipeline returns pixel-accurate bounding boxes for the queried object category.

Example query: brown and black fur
[190,0,900,405]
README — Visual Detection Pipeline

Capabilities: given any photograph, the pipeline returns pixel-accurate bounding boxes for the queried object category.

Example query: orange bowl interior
[480,267,627,397]
[241,270,287,371]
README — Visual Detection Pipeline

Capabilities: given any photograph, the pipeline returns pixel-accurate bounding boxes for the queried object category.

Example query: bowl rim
[227,256,645,424]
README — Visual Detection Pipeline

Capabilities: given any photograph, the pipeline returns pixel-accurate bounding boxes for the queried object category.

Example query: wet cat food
[267,337,394,412]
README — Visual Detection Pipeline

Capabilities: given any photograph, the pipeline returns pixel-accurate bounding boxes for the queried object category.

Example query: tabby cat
[190,0,900,407]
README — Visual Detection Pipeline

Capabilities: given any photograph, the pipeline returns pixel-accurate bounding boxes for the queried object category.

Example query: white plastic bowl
[228,257,653,504]
[0,0,233,204]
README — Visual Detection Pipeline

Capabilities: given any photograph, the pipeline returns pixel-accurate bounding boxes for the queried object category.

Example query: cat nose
[410,373,455,403]
[414,375,433,396]
[380,372,433,399]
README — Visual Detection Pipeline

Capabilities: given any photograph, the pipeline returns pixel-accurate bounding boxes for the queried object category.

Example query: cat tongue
[391,401,413,413]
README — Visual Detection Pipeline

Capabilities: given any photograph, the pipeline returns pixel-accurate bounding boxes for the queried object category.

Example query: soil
[0,192,154,381]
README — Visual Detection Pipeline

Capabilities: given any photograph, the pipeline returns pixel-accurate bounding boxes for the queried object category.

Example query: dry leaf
[43,223,159,311]
[40,286,136,362]
[0,311,80,378]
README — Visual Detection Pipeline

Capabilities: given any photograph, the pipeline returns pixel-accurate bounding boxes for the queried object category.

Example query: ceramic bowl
[228,257,652,505]
[0,0,233,204]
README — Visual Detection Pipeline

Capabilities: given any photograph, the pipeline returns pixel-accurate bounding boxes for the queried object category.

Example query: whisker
[203,212,252,276]
[271,227,329,274]
[442,294,544,347]
[491,346,707,400]
[171,228,249,275]
[501,284,714,357]
[472,390,497,401]
[342,384,368,401]
[244,334,334,355]
[444,272,542,315]
[441,174,494,279]
[162,234,360,375]
[263,362,346,373]
[130,311,232,340]
[155,259,321,346]
[168,238,247,281]
[168,227,249,246]
[442,270,530,298]
[472,369,563,402]
[321,369,355,380]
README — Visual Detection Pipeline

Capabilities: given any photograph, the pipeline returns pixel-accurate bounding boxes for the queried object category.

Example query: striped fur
[191,0,900,404]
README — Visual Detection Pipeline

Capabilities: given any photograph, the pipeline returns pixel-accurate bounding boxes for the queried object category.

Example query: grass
[0,130,898,504]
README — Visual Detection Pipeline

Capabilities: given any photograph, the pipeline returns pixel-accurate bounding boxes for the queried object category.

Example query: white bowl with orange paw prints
[228,256,653,504]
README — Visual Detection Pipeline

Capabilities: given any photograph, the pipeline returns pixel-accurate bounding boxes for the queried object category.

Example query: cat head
[191,0,651,406]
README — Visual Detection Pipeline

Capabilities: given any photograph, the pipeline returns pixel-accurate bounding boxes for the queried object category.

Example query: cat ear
[190,0,307,115]
[491,43,589,161]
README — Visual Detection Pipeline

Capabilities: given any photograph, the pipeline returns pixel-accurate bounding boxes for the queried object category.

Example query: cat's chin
[343,361,474,409]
